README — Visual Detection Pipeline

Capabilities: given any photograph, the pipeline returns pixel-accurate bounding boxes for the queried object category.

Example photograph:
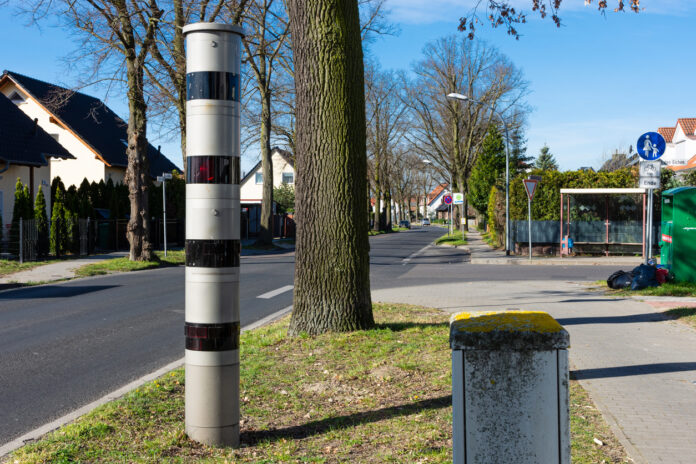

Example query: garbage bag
[630,264,659,291]
[607,270,633,289]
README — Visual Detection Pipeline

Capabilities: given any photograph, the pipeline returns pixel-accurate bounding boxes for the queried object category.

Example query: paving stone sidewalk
[0,253,126,286]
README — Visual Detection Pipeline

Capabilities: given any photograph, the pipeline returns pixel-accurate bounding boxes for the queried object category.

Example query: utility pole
[183,22,244,447]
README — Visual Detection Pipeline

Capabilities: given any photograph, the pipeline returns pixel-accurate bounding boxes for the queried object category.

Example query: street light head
[446,93,469,101]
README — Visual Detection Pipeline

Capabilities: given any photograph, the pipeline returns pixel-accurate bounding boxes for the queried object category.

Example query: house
[239,147,295,236]
[0,92,74,233]
[426,183,450,219]
[0,70,179,189]
[658,119,696,173]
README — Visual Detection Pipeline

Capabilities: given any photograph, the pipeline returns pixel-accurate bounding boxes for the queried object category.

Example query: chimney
[33,118,39,137]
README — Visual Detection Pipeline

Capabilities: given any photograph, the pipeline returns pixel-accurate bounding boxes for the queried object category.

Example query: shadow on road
[557,312,669,326]
[0,285,121,299]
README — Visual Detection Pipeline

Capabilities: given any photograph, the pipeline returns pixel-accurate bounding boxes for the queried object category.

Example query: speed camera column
[183,22,244,447]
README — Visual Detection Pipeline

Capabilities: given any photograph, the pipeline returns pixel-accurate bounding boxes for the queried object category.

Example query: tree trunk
[287,0,373,335]
[257,85,274,245]
[373,187,381,232]
[124,62,152,261]
[384,189,392,231]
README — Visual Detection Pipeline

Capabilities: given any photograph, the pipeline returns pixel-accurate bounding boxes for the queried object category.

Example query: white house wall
[1,82,107,189]
[662,123,696,167]
[240,151,295,203]
[0,164,51,234]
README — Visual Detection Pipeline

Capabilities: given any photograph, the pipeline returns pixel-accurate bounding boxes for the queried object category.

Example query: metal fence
[2,217,185,262]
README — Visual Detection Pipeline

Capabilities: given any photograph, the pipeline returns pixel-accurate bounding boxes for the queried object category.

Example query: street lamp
[156,172,173,257]
[446,92,511,255]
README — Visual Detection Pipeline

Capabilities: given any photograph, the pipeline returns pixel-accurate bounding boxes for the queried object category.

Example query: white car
[422,218,431,226]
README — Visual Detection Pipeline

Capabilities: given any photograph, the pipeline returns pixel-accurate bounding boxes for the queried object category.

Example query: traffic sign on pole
[639,160,661,189]
[443,194,453,205]
[637,132,666,161]
[453,193,464,205]
[523,179,539,201]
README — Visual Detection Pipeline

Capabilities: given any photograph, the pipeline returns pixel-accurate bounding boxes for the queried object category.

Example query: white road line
[0,305,294,458]
[401,243,433,265]
[257,285,294,299]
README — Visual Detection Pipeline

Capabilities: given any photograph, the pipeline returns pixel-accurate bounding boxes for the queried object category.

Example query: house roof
[0,92,74,166]
[240,146,294,184]
[677,118,696,138]
[427,183,449,206]
[0,70,179,176]
[658,127,676,143]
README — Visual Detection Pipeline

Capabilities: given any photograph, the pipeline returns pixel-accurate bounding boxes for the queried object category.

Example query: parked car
[398,220,410,229]
[422,218,431,226]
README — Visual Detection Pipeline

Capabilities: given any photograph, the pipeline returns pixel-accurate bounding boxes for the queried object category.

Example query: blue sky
[2,1,696,172]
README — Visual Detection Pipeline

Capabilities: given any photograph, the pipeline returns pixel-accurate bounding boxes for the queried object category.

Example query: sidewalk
[466,230,643,267]
[374,280,696,463]
[0,252,127,286]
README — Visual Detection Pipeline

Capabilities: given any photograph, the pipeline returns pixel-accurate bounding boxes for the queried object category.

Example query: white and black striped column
[183,22,244,447]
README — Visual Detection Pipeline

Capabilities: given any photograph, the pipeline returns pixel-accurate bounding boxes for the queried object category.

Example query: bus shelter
[560,188,649,258]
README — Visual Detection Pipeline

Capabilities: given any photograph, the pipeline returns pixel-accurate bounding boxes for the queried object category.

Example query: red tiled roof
[657,127,675,143]
[427,183,449,204]
[677,118,696,137]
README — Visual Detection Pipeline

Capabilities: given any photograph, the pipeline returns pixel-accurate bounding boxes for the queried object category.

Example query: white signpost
[523,179,539,260]
[637,132,666,265]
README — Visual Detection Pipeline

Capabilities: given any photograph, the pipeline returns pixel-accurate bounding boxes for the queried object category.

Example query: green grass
[596,279,696,297]
[664,307,696,329]
[368,227,406,236]
[0,258,60,277]
[9,304,628,463]
[74,250,185,277]
[434,230,467,247]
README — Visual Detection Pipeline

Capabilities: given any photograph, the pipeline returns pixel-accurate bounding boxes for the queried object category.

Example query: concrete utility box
[450,310,570,464]
[660,187,696,283]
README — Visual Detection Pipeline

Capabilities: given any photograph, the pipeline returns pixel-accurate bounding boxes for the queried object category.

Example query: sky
[1,1,696,172]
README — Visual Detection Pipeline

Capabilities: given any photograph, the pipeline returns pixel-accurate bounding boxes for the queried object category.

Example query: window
[255,172,263,184]
[282,172,294,184]
[8,91,25,105]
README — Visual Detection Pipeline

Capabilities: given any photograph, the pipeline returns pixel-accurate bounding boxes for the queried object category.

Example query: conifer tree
[34,187,49,258]
[51,186,69,257]
[10,178,31,255]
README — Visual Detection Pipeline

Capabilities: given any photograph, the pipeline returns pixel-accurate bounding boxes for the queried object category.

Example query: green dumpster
[660,187,696,282]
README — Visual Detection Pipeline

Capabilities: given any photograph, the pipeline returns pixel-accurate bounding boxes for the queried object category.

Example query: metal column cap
[449,310,569,351]
[183,23,245,37]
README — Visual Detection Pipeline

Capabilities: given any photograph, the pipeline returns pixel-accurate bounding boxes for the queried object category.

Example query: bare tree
[146,0,248,167]
[459,0,642,39]
[242,0,289,246]
[405,36,528,232]
[23,0,166,261]
[365,61,408,232]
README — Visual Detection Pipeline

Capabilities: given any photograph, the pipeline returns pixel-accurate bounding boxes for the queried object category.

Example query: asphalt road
[0,226,619,447]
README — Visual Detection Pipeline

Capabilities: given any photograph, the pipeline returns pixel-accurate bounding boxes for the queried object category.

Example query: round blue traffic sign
[637,132,666,161]
[443,194,453,205]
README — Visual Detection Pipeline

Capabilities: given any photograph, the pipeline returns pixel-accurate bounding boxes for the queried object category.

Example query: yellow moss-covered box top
[449,310,569,351]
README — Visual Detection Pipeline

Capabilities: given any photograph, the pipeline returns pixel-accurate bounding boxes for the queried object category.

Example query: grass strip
[434,230,467,247]
[74,250,185,277]
[664,307,696,329]
[10,304,628,463]
[593,279,696,298]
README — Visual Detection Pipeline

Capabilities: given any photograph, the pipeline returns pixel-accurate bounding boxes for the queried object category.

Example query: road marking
[257,285,294,299]
[401,244,433,265]
[0,305,294,458]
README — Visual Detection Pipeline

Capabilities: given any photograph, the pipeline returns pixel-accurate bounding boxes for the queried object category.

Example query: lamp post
[446,93,511,255]
[156,172,173,257]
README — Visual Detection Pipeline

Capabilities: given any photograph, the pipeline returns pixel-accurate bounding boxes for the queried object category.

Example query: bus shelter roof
[560,188,647,195]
